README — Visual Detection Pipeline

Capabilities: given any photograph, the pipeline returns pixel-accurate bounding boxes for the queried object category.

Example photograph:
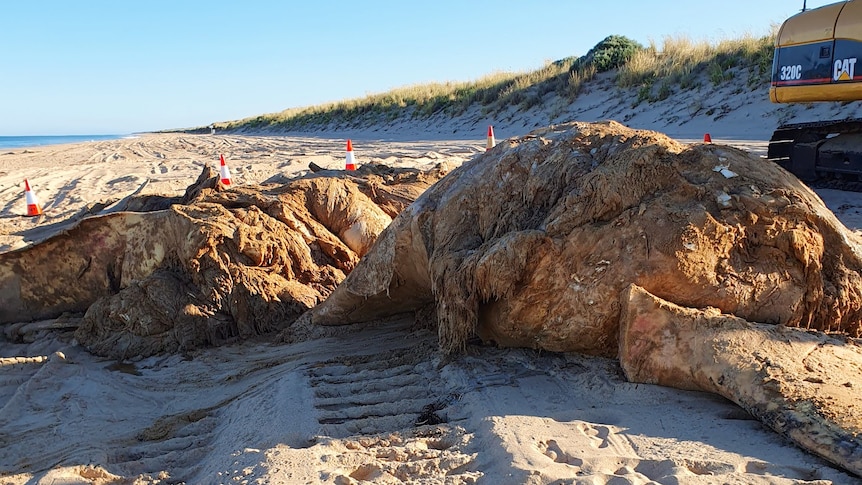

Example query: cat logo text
[833,57,857,81]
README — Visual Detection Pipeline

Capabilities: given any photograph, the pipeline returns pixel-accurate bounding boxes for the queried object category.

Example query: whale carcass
[312,121,862,474]
[0,163,452,357]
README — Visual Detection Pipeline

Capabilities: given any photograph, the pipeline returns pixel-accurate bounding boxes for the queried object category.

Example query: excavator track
[768,118,862,192]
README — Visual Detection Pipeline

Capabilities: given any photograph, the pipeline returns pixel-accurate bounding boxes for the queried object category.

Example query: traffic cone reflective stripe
[345,139,357,170]
[219,154,232,185]
[486,126,496,151]
[24,179,42,216]
[703,133,712,143]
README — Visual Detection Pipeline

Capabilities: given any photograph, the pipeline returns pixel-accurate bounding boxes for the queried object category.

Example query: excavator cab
[768,0,862,185]
[770,1,862,103]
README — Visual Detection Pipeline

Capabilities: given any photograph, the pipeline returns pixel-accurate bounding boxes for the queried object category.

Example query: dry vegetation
[619,32,775,105]
[207,32,776,133]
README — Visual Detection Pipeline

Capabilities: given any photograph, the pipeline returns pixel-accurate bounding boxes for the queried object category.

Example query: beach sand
[1,130,862,484]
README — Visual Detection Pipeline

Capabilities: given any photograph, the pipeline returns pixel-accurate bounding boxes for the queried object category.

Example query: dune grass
[618,31,775,105]
[213,31,776,132]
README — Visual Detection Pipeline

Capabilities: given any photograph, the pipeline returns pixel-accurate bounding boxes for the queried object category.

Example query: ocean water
[0,134,131,150]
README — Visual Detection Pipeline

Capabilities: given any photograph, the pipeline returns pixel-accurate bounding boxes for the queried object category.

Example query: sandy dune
[1,132,862,484]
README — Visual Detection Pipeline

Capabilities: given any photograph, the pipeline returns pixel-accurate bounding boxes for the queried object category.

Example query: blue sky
[0,0,835,135]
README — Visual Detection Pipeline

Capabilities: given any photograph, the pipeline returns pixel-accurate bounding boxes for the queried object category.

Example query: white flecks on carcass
[713,165,738,178]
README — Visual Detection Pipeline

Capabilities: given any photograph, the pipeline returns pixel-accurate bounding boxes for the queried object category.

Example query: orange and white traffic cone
[23,179,42,216]
[703,133,712,143]
[345,139,357,171]
[219,154,232,185]
[486,126,496,151]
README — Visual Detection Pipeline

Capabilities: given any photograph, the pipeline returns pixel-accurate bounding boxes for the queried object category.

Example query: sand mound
[0,163,451,358]
[313,121,862,355]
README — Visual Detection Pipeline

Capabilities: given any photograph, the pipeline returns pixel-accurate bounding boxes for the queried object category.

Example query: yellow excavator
[768,0,862,185]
